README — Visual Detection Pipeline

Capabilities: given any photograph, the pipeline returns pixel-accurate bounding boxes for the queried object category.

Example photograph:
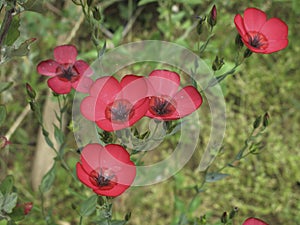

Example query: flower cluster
[77,70,202,196]
[35,6,288,203]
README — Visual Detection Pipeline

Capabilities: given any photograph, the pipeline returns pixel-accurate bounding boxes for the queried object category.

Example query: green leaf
[20,0,46,13]
[0,175,14,195]
[0,192,18,214]
[138,0,157,6]
[54,124,64,145]
[0,105,7,127]
[205,173,229,182]
[79,195,98,217]
[4,15,20,46]
[0,82,13,93]
[3,38,36,58]
[39,164,56,193]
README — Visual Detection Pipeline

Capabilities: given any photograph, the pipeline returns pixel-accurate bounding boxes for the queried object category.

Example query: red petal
[105,144,131,163]
[118,75,149,104]
[53,45,77,64]
[148,70,180,96]
[172,86,203,118]
[243,8,267,32]
[260,18,288,41]
[80,96,106,121]
[37,60,59,76]
[243,218,269,225]
[89,76,121,104]
[76,163,96,189]
[234,14,246,36]
[72,76,93,93]
[74,60,93,77]
[47,76,72,94]
[93,183,129,197]
[80,143,106,172]
[263,39,288,53]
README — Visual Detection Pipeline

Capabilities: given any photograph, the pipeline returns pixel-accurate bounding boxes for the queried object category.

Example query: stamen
[247,31,268,50]
[89,168,117,190]
[57,64,79,82]
[105,99,134,123]
[149,96,176,116]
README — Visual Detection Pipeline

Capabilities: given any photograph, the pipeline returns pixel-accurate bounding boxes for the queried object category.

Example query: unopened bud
[263,112,269,127]
[0,136,10,149]
[235,34,244,49]
[212,56,224,71]
[92,7,101,21]
[17,202,33,215]
[26,83,36,99]
[253,115,262,129]
[244,48,253,58]
[221,212,227,223]
[208,5,217,28]
[196,16,206,35]
[229,207,238,219]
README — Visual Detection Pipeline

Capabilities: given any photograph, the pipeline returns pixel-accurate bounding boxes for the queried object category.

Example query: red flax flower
[243,218,269,225]
[145,70,202,120]
[37,45,93,94]
[80,75,149,131]
[234,8,288,54]
[76,143,136,197]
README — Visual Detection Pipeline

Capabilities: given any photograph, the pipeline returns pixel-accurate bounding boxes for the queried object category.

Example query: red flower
[243,218,269,225]
[80,75,149,131]
[16,202,33,215]
[37,45,93,94]
[234,8,288,54]
[76,143,136,197]
[145,70,203,120]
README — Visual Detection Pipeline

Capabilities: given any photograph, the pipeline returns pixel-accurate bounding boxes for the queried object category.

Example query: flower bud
[212,56,224,71]
[253,115,262,129]
[16,202,33,215]
[244,48,253,58]
[0,136,10,149]
[92,7,101,21]
[235,34,244,49]
[196,16,206,35]
[263,112,269,127]
[26,83,36,99]
[220,212,227,223]
[208,5,217,28]
[229,207,238,219]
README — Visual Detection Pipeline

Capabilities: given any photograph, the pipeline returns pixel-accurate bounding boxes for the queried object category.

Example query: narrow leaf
[39,164,56,193]
[0,175,14,195]
[0,105,6,127]
[79,195,98,217]
[54,124,64,145]
[4,16,20,46]
[0,82,13,93]
[205,172,229,182]
[138,0,157,6]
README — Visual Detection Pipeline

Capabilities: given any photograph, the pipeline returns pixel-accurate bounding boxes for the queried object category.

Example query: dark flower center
[148,95,176,116]
[57,64,80,82]
[89,168,117,190]
[247,31,268,50]
[105,99,135,123]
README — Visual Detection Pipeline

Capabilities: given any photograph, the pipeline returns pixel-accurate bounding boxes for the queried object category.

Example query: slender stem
[79,216,83,225]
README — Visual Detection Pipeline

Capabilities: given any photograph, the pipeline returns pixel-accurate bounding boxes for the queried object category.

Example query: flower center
[57,64,80,82]
[148,95,176,116]
[247,31,268,50]
[89,168,117,190]
[105,99,135,123]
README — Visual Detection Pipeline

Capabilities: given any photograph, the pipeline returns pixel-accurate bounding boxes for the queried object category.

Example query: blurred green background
[1,0,299,224]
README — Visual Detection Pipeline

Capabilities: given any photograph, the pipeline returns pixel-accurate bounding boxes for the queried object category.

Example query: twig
[5,104,31,140]
[122,6,144,38]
